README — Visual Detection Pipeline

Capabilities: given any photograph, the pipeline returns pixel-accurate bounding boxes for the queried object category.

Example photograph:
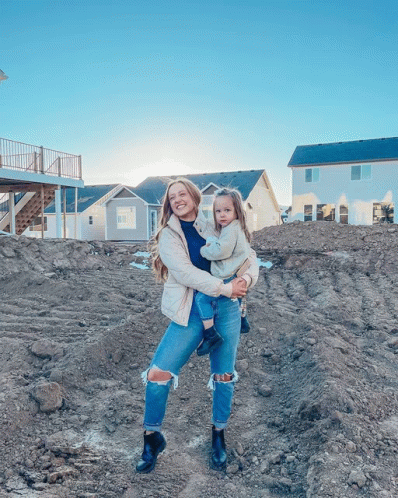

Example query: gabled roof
[133,170,265,205]
[46,184,119,213]
[288,137,398,167]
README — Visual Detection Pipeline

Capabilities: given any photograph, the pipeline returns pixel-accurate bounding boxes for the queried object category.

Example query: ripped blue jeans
[141,295,241,431]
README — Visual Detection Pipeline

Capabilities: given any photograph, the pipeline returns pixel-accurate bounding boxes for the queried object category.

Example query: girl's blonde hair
[150,178,202,282]
[213,188,251,243]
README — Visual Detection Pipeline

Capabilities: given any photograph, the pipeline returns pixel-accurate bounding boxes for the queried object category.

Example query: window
[305,168,319,183]
[304,205,313,222]
[373,203,394,224]
[29,216,47,231]
[150,210,158,236]
[339,205,348,224]
[351,164,371,181]
[88,216,93,225]
[317,204,335,221]
[116,206,136,229]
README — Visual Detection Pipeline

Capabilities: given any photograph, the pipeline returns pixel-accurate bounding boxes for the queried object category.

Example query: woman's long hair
[213,188,251,243]
[149,178,202,282]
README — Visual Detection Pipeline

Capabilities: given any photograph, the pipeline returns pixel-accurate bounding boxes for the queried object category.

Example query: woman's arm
[159,228,233,298]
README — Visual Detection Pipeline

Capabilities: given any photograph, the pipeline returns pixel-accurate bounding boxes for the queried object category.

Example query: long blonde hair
[213,188,251,243]
[150,178,202,282]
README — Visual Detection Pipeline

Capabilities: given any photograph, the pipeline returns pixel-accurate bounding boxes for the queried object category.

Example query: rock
[49,369,64,383]
[235,442,244,455]
[236,359,249,372]
[45,430,85,455]
[387,338,398,349]
[346,441,357,452]
[269,451,284,464]
[258,384,273,397]
[348,469,367,488]
[30,339,64,360]
[111,349,123,364]
[30,382,63,412]
[305,337,317,345]
[271,354,281,364]
[227,463,240,474]
[1,246,16,258]
[47,466,77,484]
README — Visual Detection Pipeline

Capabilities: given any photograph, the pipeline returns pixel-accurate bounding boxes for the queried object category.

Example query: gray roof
[42,170,265,213]
[288,137,398,167]
[46,184,119,213]
[133,170,265,205]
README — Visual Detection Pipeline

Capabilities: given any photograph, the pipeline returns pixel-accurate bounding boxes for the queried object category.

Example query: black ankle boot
[240,315,251,334]
[197,326,223,356]
[136,431,166,473]
[211,426,227,469]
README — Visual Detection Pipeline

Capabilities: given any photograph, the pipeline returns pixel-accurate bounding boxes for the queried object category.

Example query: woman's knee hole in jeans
[147,368,172,385]
[214,373,233,382]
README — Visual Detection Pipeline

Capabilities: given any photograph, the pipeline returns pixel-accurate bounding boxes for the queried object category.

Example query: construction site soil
[1,221,398,498]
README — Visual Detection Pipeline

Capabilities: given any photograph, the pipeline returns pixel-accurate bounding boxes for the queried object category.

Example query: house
[103,170,281,241]
[25,184,120,239]
[287,137,398,225]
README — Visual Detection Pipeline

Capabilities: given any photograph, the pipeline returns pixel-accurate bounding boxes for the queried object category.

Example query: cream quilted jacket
[158,211,259,326]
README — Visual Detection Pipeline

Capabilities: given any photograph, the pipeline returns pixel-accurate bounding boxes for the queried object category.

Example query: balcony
[0,138,84,236]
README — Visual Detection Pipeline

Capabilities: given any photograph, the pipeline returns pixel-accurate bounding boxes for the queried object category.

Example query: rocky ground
[1,221,398,497]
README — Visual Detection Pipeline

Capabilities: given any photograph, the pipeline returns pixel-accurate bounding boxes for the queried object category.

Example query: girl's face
[214,195,237,228]
[168,182,197,221]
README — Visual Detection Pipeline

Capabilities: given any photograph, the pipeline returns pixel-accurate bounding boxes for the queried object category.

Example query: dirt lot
[1,221,398,497]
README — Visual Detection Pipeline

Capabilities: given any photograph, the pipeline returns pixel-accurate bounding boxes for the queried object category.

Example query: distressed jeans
[141,295,241,431]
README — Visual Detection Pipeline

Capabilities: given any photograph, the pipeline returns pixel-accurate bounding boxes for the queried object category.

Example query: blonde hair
[150,178,202,282]
[213,188,251,243]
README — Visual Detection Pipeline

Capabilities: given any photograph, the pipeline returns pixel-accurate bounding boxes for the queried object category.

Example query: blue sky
[2,0,398,205]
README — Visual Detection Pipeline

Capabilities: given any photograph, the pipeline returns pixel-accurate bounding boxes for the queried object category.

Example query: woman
[136,178,259,473]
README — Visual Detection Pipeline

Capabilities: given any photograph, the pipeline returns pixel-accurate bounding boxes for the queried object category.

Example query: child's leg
[195,292,215,329]
[195,292,223,356]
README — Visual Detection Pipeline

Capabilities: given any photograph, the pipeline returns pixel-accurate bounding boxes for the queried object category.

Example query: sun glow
[125,158,194,186]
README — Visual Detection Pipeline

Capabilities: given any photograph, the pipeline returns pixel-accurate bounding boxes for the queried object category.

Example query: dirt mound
[1,223,398,497]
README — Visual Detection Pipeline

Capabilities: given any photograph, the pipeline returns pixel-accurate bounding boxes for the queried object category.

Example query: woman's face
[168,182,197,221]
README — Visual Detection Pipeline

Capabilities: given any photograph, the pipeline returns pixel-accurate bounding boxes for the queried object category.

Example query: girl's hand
[231,277,247,299]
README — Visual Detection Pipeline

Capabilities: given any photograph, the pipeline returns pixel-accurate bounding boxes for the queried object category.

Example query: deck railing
[0,138,82,180]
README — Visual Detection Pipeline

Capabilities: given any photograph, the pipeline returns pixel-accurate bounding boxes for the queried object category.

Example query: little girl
[196,187,252,356]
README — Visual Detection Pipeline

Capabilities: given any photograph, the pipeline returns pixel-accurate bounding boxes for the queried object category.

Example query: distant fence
[0,138,82,180]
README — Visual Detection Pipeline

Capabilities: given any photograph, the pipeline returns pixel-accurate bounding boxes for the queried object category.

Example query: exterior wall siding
[25,205,108,240]
[106,197,148,241]
[24,214,81,239]
[245,177,281,231]
[289,160,398,225]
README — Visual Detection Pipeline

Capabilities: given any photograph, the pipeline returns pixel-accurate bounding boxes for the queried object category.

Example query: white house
[26,169,281,241]
[103,170,281,241]
[25,184,120,239]
[287,137,398,225]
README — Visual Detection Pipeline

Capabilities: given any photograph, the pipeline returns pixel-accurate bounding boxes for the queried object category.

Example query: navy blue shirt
[180,219,211,273]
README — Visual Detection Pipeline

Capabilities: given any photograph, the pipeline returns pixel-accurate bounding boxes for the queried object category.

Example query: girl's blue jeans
[141,295,241,431]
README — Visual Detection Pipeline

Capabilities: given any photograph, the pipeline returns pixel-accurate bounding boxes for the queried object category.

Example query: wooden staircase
[2,186,55,235]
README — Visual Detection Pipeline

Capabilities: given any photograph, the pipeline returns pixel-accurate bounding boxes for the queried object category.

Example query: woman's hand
[231,277,247,299]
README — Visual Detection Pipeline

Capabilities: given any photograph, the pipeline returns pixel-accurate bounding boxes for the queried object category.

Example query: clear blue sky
[2,0,398,205]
